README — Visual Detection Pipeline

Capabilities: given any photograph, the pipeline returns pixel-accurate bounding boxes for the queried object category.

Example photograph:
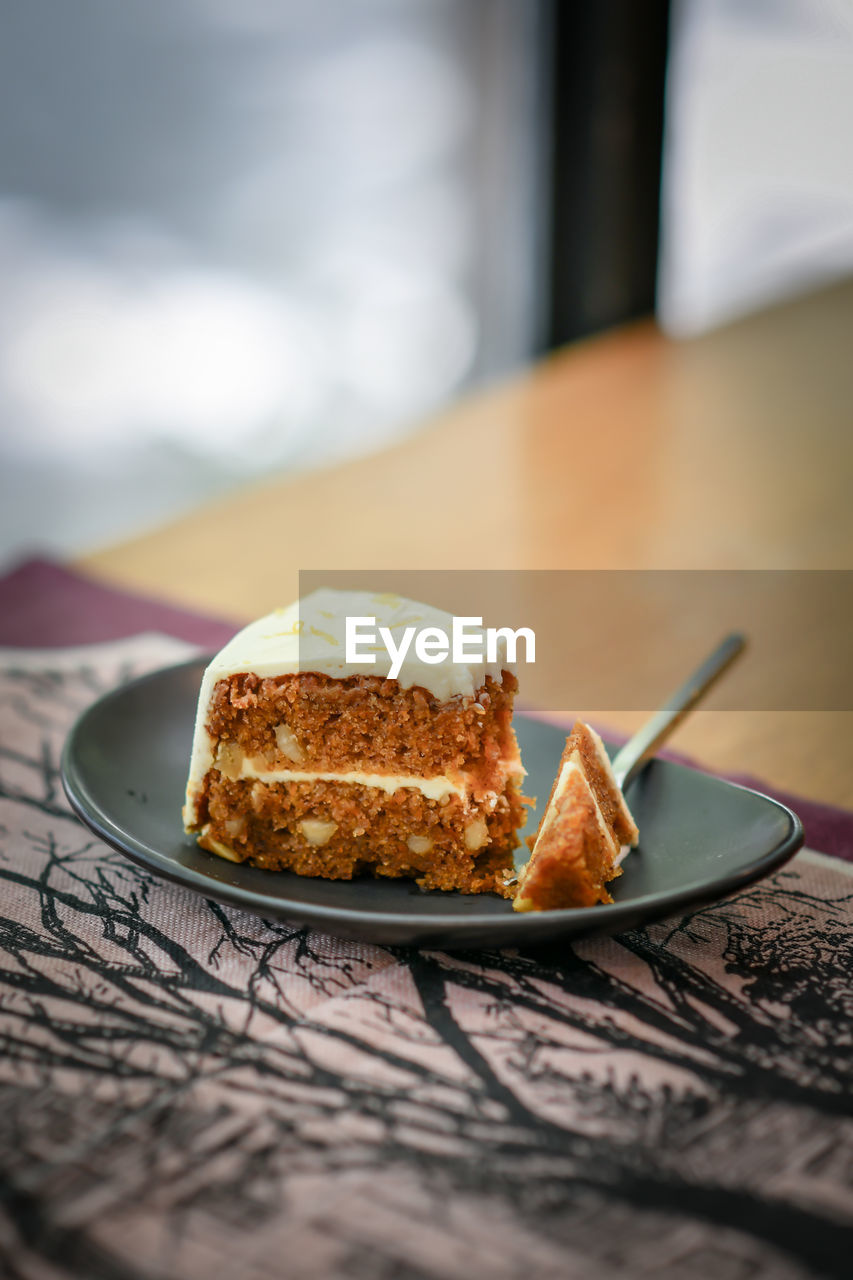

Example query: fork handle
[612,633,746,791]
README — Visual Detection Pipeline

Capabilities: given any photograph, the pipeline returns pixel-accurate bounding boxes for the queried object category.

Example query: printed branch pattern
[0,638,851,1279]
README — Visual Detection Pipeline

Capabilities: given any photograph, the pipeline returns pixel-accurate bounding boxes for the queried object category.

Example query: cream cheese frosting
[237,764,468,803]
[184,588,515,830]
[199,589,509,698]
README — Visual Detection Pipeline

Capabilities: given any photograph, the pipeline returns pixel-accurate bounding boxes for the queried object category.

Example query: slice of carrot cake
[183,589,526,894]
[513,720,639,911]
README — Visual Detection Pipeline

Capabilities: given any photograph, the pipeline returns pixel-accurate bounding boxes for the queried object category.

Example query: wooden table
[79,280,853,808]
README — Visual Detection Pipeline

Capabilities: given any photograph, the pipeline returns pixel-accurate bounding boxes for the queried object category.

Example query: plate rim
[60,657,806,940]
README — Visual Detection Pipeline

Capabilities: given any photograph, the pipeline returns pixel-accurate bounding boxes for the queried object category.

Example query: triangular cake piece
[513,721,639,911]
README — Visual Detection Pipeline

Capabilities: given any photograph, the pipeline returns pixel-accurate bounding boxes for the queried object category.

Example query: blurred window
[0,0,544,557]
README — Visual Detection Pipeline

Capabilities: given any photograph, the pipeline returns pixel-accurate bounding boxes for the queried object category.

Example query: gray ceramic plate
[61,658,804,949]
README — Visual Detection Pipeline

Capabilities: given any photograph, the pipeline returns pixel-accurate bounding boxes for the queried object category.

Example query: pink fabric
[1,560,852,1278]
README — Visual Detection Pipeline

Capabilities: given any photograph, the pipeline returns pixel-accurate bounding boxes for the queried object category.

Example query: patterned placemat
[1,634,852,1280]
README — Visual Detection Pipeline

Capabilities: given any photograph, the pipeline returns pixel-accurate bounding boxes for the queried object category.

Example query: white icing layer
[184,588,514,830]
[200,589,509,698]
[238,763,466,802]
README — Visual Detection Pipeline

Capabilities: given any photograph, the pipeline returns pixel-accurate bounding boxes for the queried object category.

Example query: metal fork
[503,633,746,887]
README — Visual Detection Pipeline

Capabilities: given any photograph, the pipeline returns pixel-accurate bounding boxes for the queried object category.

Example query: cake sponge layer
[205,670,518,784]
[196,774,523,895]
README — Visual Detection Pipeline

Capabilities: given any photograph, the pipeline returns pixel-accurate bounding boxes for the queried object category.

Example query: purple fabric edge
[0,555,238,650]
[3,556,851,862]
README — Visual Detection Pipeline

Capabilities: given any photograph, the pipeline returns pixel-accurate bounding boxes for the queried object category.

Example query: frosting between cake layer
[236,763,468,802]
[183,754,525,827]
